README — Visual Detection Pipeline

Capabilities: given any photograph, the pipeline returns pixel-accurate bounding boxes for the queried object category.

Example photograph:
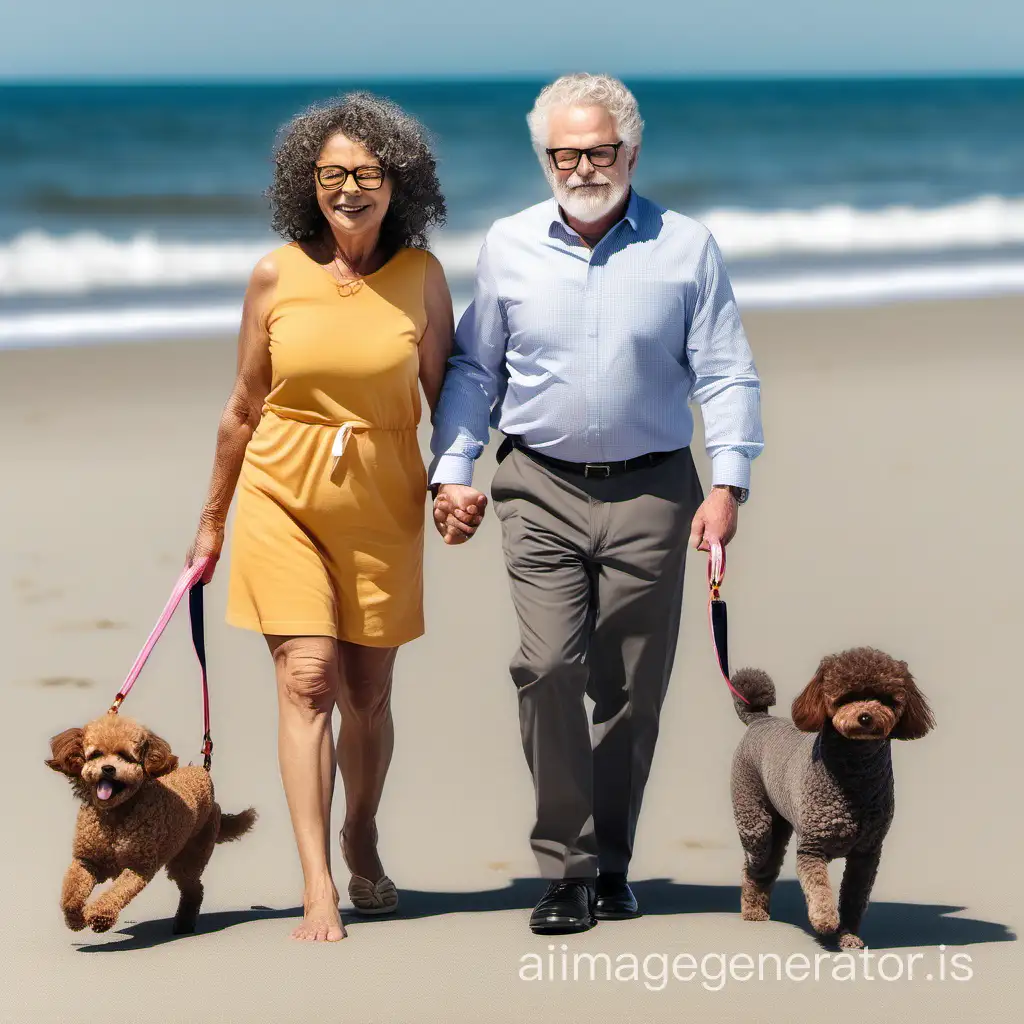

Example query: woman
[186,93,456,942]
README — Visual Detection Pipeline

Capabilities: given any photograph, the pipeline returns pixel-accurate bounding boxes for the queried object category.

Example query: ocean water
[2,78,1023,347]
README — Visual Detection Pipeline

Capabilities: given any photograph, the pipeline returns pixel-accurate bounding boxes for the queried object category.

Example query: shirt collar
[548,188,641,241]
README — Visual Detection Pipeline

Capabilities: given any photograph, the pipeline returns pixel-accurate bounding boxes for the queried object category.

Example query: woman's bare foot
[292,882,345,942]
[341,821,385,882]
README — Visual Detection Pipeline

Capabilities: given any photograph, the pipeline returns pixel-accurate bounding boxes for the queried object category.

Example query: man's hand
[433,484,488,545]
[689,486,739,552]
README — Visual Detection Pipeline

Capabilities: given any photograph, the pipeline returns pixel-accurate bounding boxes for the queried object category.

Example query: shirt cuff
[710,450,751,491]
[430,453,476,487]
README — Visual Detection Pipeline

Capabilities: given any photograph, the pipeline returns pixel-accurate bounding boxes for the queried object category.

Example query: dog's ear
[142,732,179,777]
[46,728,85,777]
[791,659,831,732]
[890,668,935,740]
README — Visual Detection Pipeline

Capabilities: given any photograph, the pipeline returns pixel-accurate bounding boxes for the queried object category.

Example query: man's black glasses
[545,142,624,171]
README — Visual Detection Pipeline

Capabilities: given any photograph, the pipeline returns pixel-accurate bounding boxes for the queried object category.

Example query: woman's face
[315,132,393,244]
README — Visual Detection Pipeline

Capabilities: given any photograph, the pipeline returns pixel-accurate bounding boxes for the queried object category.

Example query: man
[429,73,764,935]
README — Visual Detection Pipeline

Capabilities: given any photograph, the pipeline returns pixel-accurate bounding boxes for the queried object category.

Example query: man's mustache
[567,179,610,189]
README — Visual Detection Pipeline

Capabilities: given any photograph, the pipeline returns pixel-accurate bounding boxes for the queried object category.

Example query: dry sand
[1,297,1021,1022]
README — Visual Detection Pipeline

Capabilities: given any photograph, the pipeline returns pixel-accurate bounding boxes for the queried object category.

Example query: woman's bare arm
[418,252,455,419]
[187,256,276,576]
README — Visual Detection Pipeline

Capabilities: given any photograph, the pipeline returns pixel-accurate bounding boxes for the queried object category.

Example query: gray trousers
[491,446,704,879]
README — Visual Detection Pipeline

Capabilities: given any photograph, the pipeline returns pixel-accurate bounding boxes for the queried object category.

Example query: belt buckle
[584,463,611,479]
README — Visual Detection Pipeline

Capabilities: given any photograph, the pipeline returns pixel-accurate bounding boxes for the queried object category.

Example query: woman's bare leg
[267,634,345,942]
[335,642,398,881]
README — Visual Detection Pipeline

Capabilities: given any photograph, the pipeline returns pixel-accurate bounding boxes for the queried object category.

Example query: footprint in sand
[678,839,728,851]
[14,577,63,605]
[53,619,128,632]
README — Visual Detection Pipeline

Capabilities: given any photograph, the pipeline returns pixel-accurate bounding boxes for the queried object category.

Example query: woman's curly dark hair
[266,92,446,252]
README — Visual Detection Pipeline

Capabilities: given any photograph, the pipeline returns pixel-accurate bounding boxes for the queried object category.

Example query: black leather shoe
[529,879,596,935]
[594,873,640,920]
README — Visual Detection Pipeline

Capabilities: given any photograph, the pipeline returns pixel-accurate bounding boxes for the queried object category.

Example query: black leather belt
[497,435,681,479]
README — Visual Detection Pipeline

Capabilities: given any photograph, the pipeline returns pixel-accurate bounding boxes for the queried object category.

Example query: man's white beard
[550,170,629,225]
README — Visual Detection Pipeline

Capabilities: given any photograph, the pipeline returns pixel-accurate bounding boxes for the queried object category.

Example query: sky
[1,0,1022,80]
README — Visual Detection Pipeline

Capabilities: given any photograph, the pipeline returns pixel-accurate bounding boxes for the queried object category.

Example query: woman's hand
[433,484,487,544]
[186,522,225,583]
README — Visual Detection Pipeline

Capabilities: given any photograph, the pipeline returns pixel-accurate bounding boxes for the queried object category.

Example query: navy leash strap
[188,580,214,771]
[707,540,748,704]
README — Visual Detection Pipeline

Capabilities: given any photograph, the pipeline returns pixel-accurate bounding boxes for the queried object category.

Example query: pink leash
[707,539,750,704]
[107,557,214,770]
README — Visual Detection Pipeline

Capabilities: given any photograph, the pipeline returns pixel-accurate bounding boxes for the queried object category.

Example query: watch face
[714,484,747,503]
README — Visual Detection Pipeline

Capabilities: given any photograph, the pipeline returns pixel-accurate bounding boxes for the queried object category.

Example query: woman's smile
[334,200,371,215]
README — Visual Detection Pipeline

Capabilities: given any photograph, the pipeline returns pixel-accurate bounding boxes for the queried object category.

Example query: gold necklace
[328,252,365,297]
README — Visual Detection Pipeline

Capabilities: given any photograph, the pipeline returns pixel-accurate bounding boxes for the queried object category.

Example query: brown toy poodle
[729,646,935,949]
[46,713,256,935]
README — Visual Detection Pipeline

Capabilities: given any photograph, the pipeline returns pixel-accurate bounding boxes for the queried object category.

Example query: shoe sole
[593,908,641,921]
[530,917,597,935]
[350,902,399,917]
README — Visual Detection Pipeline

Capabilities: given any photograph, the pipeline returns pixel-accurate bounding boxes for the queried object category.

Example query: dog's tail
[216,807,257,844]
[730,668,776,725]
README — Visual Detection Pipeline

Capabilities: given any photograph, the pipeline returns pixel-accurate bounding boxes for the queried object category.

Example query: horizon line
[2,69,1023,87]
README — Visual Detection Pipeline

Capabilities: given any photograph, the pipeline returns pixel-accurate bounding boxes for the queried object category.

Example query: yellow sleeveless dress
[225,242,431,646]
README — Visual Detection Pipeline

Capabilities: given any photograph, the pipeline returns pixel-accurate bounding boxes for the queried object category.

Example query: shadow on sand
[74,877,1016,953]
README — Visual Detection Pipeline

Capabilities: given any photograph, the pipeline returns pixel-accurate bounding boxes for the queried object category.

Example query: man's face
[545,104,637,225]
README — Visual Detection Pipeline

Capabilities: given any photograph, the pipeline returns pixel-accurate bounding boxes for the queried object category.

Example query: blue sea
[2,77,1024,348]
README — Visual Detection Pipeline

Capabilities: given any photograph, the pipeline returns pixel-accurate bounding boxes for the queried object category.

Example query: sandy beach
[1,296,1021,1023]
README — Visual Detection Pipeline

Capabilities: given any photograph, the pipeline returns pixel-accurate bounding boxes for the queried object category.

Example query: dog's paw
[808,903,840,935]
[84,903,118,933]
[838,930,865,950]
[741,905,771,922]
[172,914,197,935]
[63,907,86,932]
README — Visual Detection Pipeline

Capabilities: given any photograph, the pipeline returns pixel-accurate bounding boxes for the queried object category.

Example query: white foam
[0,230,486,298]
[703,195,1024,258]
[0,303,243,348]
[733,261,1024,308]
[0,232,268,297]
[5,195,1024,299]
[431,234,486,278]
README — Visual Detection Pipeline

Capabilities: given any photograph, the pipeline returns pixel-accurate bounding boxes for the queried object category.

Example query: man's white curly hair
[527,73,644,161]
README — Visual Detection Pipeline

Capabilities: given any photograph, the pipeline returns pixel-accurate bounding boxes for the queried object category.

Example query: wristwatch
[714,484,749,505]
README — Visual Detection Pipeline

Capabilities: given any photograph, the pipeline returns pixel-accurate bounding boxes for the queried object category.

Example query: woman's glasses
[545,142,624,171]
[316,165,385,190]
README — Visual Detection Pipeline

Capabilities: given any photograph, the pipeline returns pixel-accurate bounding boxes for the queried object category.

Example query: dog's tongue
[96,780,114,801]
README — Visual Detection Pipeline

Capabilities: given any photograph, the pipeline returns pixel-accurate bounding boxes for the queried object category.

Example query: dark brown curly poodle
[46,714,256,935]
[729,647,934,949]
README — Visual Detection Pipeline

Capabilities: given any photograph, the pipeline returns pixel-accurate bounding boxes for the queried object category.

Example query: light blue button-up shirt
[429,189,764,490]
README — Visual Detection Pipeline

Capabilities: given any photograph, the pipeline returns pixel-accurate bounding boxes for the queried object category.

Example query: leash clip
[707,539,726,593]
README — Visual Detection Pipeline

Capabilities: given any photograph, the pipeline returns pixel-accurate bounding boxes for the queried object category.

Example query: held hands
[185,521,224,583]
[435,482,736,550]
[689,486,739,552]
[432,484,488,545]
